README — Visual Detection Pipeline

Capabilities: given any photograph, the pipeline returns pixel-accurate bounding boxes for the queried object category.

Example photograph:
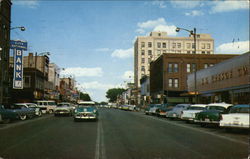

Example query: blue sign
[10,40,27,51]
[13,48,24,89]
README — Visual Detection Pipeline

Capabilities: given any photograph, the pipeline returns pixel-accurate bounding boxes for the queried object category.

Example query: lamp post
[0,26,25,105]
[176,27,198,103]
[34,52,50,100]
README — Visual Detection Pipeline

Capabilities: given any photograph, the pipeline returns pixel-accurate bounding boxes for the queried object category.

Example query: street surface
[0,109,249,159]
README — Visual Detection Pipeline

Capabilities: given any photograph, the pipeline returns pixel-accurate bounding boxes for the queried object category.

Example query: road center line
[95,117,106,159]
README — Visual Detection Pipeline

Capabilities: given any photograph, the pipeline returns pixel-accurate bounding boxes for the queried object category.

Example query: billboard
[10,40,27,89]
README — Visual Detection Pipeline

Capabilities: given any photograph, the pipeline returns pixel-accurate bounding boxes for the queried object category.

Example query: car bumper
[194,119,219,124]
[220,123,250,129]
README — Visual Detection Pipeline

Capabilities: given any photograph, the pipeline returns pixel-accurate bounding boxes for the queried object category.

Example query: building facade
[150,53,238,104]
[134,31,214,89]
[187,52,249,104]
[0,0,11,105]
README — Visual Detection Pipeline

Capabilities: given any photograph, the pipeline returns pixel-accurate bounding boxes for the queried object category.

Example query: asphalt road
[0,109,249,159]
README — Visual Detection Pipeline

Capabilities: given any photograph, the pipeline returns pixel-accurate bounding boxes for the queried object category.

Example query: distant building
[140,75,150,107]
[187,52,249,104]
[150,53,238,104]
[0,0,11,105]
[59,77,78,102]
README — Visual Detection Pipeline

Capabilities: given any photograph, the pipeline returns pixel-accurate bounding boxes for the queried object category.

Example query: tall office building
[134,31,214,89]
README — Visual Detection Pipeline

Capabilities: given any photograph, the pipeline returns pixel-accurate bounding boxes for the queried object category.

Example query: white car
[166,104,191,119]
[148,104,162,115]
[35,100,57,114]
[220,104,249,129]
[180,104,207,122]
[54,103,74,116]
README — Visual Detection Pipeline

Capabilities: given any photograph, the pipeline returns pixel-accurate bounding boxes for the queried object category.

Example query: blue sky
[11,0,249,102]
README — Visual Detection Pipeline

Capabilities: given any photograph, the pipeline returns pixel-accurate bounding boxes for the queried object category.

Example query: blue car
[74,101,98,121]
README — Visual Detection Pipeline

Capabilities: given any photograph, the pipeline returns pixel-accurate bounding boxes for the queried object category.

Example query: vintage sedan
[166,104,191,119]
[148,104,162,115]
[194,103,232,126]
[180,104,207,122]
[0,104,36,122]
[220,104,250,129]
[14,103,42,117]
[145,104,155,115]
[74,101,98,121]
[54,103,74,116]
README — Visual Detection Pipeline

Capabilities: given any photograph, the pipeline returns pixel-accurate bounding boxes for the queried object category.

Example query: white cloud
[61,67,103,77]
[111,48,133,59]
[171,0,202,9]
[13,0,39,9]
[136,18,177,36]
[78,81,115,90]
[152,0,167,8]
[210,0,249,13]
[122,71,134,81]
[216,41,249,54]
[95,48,110,52]
[185,10,204,16]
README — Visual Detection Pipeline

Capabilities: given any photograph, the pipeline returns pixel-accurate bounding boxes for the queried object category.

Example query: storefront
[187,52,249,104]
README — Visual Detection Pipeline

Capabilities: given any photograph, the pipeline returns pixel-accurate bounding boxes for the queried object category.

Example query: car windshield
[230,107,250,113]
[207,106,226,111]
[57,103,70,107]
[48,102,56,105]
[188,107,205,110]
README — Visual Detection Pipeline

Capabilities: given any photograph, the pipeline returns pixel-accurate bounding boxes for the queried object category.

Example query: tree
[106,88,125,102]
[79,92,91,101]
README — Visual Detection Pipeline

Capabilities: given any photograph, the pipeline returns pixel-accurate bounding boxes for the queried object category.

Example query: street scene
[0,0,249,159]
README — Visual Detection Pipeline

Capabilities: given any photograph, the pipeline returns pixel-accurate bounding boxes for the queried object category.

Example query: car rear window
[188,107,205,110]
[230,107,250,113]
[207,106,226,111]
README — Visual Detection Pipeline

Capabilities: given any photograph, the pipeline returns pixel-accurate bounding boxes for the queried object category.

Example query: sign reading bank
[10,40,27,89]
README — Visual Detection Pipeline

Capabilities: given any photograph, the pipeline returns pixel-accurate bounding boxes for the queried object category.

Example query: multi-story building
[187,52,249,104]
[59,77,78,102]
[150,53,238,104]
[0,0,11,105]
[9,53,50,103]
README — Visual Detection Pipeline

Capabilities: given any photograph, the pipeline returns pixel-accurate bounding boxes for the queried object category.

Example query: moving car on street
[54,103,74,116]
[166,104,191,119]
[220,104,250,129]
[74,101,98,121]
[194,103,232,126]
[180,104,207,122]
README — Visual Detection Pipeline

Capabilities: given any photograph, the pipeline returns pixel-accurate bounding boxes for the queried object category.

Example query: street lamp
[10,26,26,31]
[176,27,198,103]
[34,52,50,100]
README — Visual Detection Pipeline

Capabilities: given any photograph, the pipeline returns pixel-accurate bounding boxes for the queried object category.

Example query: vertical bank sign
[10,40,28,89]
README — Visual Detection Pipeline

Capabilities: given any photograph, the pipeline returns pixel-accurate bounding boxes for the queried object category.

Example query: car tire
[19,115,27,121]
[48,109,53,114]
[38,111,42,117]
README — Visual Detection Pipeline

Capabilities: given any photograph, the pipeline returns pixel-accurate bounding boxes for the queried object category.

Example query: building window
[201,43,205,49]
[202,51,205,54]
[207,51,210,54]
[192,51,195,54]
[174,79,179,88]
[192,43,195,49]
[192,63,196,72]
[209,64,214,67]
[174,63,178,72]
[157,42,161,48]
[142,58,145,63]
[168,63,173,73]
[172,43,176,49]
[204,63,208,69]
[148,50,152,55]
[148,58,151,63]
[207,43,211,49]
[187,43,191,49]
[141,42,145,48]
[24,76,31,88]
[187,64,191,73]
[158,33,161,36]
[148,42,152,48]
[162,42,166,48]
[157,50,161,55]
[177,43,181,48]
[168,78,173,87]
[141,66,145,71]
[141,50,145,55]
[187,51,191,54]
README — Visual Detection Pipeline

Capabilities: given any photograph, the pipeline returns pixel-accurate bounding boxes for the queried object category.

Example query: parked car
[0,104,36,122]
[121,105,130,111]
[74,101,98,121]
[14,103,42,117]
[54,103,74,116]
[145,104,155,115]
[128,105,136,111]
[220,104,250,129]
[166,104,191,119]
[194,103,232,126]
[180,104,207,122]
[35,100,57,114]
[155,104,175,117]
[148,104,162,115]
